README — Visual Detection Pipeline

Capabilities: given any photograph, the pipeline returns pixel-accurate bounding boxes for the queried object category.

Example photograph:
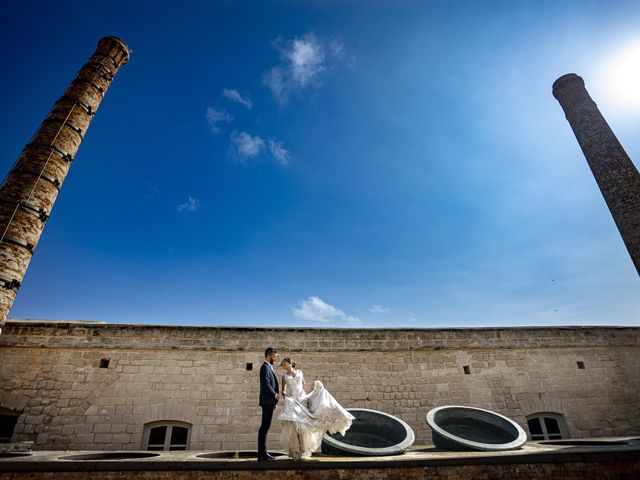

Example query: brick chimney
[553,73,640,276]
[0,37,130,331]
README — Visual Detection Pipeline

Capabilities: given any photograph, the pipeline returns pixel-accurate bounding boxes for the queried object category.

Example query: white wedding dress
[277,370,354,459]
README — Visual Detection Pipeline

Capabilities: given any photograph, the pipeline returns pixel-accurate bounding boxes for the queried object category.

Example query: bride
[277,357,355,460]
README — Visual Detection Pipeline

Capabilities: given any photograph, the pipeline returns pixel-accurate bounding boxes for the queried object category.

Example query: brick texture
[0,37,129,328]
[553,73,640,275]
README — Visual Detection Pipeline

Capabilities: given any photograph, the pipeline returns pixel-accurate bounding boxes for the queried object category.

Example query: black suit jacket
[259,361,279,406]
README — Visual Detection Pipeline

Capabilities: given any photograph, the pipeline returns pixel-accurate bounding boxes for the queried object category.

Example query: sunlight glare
[603,40,640,110]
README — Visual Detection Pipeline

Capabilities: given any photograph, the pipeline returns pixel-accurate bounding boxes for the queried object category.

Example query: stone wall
[0,321,638,451]
[2,461,640,480]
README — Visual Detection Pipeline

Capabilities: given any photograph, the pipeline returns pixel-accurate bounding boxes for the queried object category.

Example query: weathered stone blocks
[0,322,639,451]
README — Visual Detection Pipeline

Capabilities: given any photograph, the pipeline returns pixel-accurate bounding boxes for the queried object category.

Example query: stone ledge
[1,441,640,472]
[2,321,638,352]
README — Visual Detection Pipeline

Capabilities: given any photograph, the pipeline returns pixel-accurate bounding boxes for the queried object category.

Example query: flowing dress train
[277,370,354,459]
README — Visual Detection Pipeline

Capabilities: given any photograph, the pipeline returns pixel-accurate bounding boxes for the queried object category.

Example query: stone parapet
[1,443,640,479]
[1,321,639,351]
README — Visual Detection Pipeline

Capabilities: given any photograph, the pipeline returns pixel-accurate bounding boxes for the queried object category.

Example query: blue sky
[1,0,639,328]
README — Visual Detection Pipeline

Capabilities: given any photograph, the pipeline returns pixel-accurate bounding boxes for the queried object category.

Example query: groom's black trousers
[258,405,275,455]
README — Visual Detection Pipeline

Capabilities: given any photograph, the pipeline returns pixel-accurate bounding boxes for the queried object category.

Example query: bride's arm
[281,375,286,398]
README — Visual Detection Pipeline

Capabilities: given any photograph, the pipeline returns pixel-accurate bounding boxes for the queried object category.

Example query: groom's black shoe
[257,455,274,462]
[265,453,275,460]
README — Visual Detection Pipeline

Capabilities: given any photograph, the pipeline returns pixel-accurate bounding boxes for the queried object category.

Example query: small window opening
[463,365,471,375]
[0,416,19,443]
[576,361,585,370]
[144,422,191,451]
[246,363,253,371]
[527,413,568,440]
[99,358,110,369]
[0,409,21,443]
[147,426,167,450]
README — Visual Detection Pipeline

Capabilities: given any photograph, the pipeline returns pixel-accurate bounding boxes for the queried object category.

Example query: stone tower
[0,37,130,331]
[553,73,640,276]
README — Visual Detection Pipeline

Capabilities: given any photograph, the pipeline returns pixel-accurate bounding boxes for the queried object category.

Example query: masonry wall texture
[1,462,640,480]
[0,462,640,480]
[0,321,639,452]
[0,37,129,329]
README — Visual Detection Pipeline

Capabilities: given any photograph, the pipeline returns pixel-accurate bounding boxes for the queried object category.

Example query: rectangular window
[527,418,545,440]
[0,415,19,443]
[147,426,167,450]
[544,417,562,439]
[527,415,567,441]
[145,423,191,451]
[169,426,189,450]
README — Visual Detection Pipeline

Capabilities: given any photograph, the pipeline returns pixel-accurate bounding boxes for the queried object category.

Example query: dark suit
[258,361,279,457]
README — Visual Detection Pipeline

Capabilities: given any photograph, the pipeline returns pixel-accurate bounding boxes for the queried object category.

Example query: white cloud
[263,67,288,104]
[223,88,252,109]
[263,33,351,104]
[206,106,233,133]
[228,132,290,166]
[230,131,265,161]
[345,316,362,325]
[289,35,325,87]
[292,296,360,325]
[370,305,389,314]
[268,139,290,166]
[177,196,200,212]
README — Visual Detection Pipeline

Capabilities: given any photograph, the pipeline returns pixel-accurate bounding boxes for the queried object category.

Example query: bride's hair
[282,357,296,368]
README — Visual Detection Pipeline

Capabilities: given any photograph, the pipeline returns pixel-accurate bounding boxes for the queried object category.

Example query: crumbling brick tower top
[553,73,640,276]
[0,37,130,332]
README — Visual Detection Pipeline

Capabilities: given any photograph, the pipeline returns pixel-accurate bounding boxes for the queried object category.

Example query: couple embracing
[258,347,354,461]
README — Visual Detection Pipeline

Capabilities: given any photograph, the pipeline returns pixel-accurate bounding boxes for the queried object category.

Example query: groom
[258,346,279,461]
